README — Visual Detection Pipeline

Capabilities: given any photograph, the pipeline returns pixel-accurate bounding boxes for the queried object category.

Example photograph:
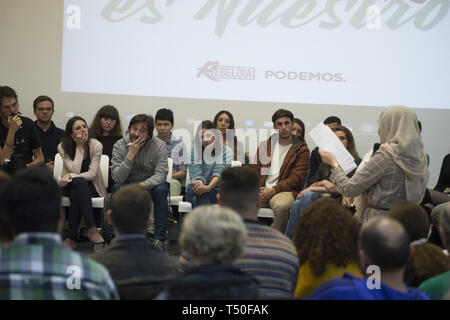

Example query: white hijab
[378,105,428,201]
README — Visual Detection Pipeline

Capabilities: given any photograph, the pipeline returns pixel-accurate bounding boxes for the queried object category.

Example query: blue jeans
[186,186,218,209]
[111,182,170,241]
[285,191,320,239]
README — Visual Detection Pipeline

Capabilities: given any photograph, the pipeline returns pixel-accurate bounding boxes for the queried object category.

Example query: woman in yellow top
[291,199,363,298]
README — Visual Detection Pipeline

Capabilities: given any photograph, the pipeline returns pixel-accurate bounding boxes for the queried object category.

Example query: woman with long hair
[58,116,106,249]
[285,125,361,238]
[320,105,428,224]
[187,120,232,208]
[90,105,123,190]
[213,110,246,163]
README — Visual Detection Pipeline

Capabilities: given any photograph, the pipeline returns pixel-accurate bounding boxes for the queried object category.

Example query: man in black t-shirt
[0,86,44,175]
[33,95,64,173]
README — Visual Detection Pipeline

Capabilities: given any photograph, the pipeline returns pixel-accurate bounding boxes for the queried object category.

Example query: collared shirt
[159,133,187,174]
[0,232,118,300]
[34,120,65,163]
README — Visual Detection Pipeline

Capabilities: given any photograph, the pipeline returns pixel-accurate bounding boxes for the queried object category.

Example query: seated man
[155,108,187,196]
[0,86,44,175]
[92,184,177,299]
[307,217,430,300]
[111,114,169,251]
[32,95,64,172]
[0,167,118,299]
[252,109,310,232]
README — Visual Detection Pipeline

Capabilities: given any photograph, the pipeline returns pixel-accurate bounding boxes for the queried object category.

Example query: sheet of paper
[309,123,357,174]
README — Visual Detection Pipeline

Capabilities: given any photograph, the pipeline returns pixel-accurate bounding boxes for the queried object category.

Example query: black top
[0,116,41,163]
[96,135,121,164]
[434,153,450,192]
[306,146,323,187]
[34,121,64,163]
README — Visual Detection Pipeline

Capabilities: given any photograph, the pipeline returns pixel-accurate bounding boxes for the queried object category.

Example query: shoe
[63,239,77,250]
[153,239,167,253]
[87,227,104,244]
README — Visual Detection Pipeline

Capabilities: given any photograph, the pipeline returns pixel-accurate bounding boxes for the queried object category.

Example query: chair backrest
[54,153,109,188]
[167,158,173,183]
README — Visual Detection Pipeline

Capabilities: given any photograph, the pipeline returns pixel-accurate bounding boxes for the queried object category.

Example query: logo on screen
[197,61,255,81]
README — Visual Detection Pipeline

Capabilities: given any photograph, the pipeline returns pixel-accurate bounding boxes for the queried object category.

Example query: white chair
[257,208,274,219]
[53,153,109,225]
[178,160,242,213]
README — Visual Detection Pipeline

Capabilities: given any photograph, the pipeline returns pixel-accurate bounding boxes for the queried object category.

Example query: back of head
[180,205,247,265]
[389,201,430,242]
[110,184,151,234]
[0,171,14,242]
[360,217,411,272]
[218,167,259,218]
[405,242,450,287]
[378,105,420,144]
[293,199,360,277]
[0,168,61,234]
[155,108,174,124]
[272,108,293,123]
[324,116,341,126]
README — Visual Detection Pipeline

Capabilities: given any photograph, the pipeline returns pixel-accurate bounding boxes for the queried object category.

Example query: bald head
[360,217,411,272]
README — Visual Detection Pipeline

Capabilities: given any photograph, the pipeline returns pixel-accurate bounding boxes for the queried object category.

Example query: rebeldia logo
[196,61,255,81]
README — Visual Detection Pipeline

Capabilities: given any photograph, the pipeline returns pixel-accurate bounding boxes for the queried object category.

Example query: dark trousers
[111,182,170,241]
[63,177,99,241]
[187,187,219,209]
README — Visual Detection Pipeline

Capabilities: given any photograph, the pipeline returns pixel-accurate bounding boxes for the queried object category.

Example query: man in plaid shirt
[0,168,118,300]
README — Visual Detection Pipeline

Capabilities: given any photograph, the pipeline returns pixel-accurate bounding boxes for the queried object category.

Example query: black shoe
[105,233,115,245]
[153,239,167,253]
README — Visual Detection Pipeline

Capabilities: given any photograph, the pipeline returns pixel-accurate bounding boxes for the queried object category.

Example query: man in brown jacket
[252,109,310,232]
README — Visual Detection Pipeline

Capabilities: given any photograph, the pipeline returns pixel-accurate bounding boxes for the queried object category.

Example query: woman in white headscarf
[319,105,428,224]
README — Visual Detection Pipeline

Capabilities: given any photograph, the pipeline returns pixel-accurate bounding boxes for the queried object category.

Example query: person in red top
[252,109,310,232]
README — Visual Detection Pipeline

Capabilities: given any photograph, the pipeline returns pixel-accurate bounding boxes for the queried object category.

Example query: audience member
[58,116,106,249]
[32,95,64,172]
[158,205,260,300]
[306,116,341,186]
[285,125,361,238]
[419,203,450,299]
[0,167,118,299]
[90,105,123,191]
[178,167,299,298]
[307,216,430,300]
[292,117,305,141]
[389,201,430,242]
[252,109,310,232]
[213,110,246,163]
[111,114,169,251]
[0,170,14,248]
[155,108,187,196]
[0,86,44,175]
[292,199,362,298]
[187,120,231,208]
[91,184,177,299]
[319,106,428,224]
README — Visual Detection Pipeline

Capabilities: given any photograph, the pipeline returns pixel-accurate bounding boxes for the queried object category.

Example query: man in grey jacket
[111,114,169,251]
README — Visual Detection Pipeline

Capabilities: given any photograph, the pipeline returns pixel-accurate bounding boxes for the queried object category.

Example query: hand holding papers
[309,123,357,175]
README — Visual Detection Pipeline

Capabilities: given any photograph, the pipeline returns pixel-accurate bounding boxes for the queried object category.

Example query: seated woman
[292,199,362,298]
[292,117,306,142]
[90,105,123,191]
[187,120,232,209]
[58,116,106,249]
[285,125,361,238]
[319,106,428,224]
[213,110,247,164]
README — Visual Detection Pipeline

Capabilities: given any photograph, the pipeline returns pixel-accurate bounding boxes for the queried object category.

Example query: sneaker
[153,239,167,253]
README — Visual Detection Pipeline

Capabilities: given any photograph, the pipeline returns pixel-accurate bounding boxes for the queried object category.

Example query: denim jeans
[186,186,218,209]
[285,191,320,239]
[111,182,170,241]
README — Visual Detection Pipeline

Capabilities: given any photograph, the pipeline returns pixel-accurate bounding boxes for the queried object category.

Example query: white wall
[1,0,448,187]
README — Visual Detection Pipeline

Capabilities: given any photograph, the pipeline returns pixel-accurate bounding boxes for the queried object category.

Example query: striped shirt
[0,233,118,300]
[178,220,299,299]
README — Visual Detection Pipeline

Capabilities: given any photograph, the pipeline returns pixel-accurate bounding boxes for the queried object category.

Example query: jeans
[187,186,218,209]
[111,182,170,241]
[285,191,320,239]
